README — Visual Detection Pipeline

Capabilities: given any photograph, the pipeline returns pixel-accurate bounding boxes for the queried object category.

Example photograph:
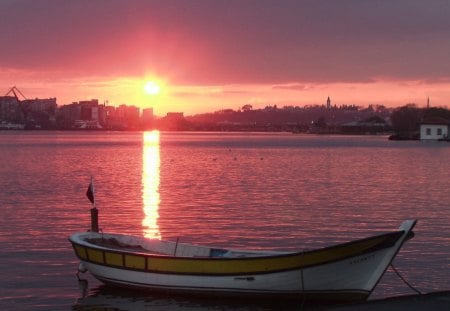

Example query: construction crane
[4,86,30,120]
[5,86,27,101]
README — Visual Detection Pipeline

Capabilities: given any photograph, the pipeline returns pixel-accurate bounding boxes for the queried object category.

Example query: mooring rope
[390,263,422,295]
[299,250,306,311]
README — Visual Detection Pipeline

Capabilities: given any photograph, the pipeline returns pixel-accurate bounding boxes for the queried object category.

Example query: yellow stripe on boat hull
[71,231,402,275]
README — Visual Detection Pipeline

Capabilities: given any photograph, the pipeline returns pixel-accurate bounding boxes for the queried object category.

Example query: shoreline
[327,291,450,310]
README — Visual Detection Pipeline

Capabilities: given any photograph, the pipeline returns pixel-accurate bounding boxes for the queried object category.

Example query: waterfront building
[0,96,21,122]
[21,98,57,113]
[114,104,141,129]
[158,112,186,130]
[142,107,154,130]
[166,112,184,119]
[79,99,99,121]
[420,117,449,140]
[21,98,57,128]
[56,103,81,129]
[0,95,57,128]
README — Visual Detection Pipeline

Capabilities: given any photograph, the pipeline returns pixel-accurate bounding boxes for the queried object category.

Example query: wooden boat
[69,219,417,302]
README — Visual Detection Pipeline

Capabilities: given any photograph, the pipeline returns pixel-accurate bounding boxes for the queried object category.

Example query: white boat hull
[82,247,388,296]
[70,220,416,301]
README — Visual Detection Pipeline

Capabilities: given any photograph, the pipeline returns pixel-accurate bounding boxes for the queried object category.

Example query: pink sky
[1,0,450,115]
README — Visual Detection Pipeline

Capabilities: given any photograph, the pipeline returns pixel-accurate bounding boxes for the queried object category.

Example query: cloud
[1,0,450,85]
[171,85,252,99]
[272,84,315,91]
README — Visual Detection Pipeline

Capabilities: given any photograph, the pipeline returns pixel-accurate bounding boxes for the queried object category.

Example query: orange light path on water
[142,130,161,239]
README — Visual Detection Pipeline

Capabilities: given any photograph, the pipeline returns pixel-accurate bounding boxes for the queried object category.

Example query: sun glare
[144,81,161,95]
[142,130,161,239]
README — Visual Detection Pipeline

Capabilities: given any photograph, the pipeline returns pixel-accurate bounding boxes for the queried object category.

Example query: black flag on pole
[86,178,95,204]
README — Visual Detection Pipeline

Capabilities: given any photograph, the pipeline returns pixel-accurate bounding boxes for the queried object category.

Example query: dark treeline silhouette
[185,104,392,132]
[390,105,450,139]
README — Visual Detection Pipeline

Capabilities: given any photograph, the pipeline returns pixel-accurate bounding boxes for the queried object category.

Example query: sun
[144,81,161,95]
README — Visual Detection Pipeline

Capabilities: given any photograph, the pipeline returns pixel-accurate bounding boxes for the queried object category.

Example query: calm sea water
[0,131,449,310]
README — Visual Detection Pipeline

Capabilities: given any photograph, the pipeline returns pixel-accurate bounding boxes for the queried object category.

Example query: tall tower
[427,96,430,109]
[327,96,331,109]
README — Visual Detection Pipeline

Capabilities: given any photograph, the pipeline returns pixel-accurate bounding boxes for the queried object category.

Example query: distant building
[73,119,103,129]
[75,99,103,129]
[420,117,449,140]
[56,99,105,129]
[142,108,154,129]
[21,98,57,128]
[79,99,99,121]
[341,116,390,134]
[104,105,116,118]
[116,104,140,129]
[157,112,186,130]
[0,96,18,105]
[56,103,81,128]
[0,96,21,122]
[0,95,57,128]
[21,98,57,113]
[166,112,184,120]
[104,105,116,129]
[327,96,331,109]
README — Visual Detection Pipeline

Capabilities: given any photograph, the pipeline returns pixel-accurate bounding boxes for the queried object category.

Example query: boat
[69,214,417,302]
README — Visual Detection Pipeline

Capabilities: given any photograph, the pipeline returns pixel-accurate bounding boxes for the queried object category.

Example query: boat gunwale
[69,230,405,261]
[69,229,407,276]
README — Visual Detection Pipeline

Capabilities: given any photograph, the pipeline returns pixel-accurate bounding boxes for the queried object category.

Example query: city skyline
[1,0,450,115]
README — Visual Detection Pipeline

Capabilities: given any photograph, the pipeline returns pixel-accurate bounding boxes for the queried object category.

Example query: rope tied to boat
[299,249,306,311]
[390,263,422,295]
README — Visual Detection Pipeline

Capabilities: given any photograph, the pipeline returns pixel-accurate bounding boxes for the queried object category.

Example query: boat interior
[85,234,281,258]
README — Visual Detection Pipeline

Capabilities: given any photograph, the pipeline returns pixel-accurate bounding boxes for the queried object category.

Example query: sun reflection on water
[142,131,161,239]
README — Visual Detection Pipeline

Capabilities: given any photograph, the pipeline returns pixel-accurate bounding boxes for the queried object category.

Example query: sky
[1,0,450,115]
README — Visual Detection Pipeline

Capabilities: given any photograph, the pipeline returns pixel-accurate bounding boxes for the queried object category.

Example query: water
[0,131,449,310]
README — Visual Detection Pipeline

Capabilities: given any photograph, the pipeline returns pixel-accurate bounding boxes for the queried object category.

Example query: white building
[420,117,449,140]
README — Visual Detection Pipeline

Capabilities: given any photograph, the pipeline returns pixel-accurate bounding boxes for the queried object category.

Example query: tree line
[390,105,450,139]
